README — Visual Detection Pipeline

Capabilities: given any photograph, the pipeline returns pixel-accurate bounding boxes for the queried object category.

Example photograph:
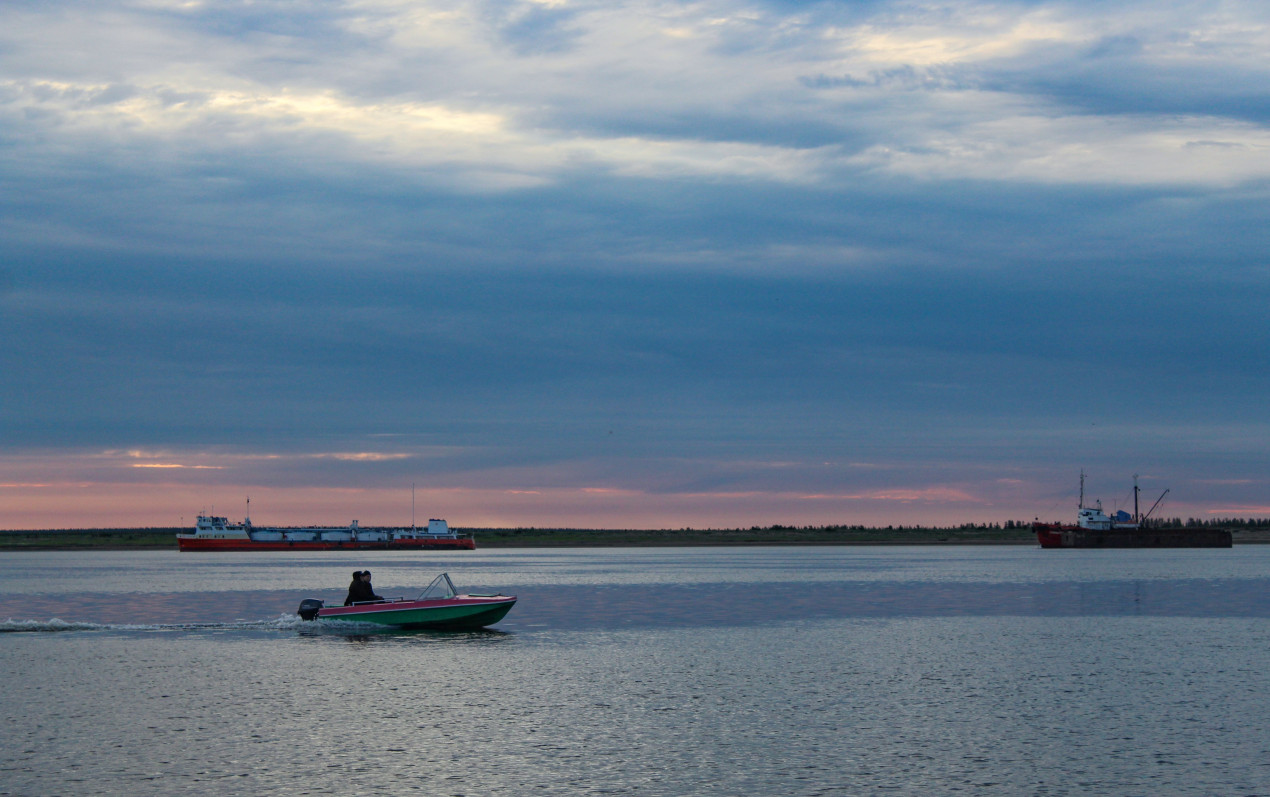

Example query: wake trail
[0,614,384,633]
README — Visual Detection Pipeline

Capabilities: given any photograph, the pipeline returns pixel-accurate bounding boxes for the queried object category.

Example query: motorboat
[297,573,516,629]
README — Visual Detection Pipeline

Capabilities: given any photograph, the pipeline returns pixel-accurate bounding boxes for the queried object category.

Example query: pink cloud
[800,487,981,503]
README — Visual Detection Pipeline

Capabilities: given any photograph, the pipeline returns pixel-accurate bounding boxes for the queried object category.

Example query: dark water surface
[2,547,1268,795]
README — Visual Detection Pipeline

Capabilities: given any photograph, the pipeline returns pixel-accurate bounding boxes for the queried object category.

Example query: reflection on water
[2,545,1264,597]
[3,577,1267,630]
[293,625,515,647]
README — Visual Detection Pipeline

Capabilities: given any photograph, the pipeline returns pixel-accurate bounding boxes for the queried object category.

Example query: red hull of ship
[1034,523,1068,548]
[178,537,476,551]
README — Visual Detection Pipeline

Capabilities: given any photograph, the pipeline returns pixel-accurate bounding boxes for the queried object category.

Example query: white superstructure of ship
[177,496,474,550]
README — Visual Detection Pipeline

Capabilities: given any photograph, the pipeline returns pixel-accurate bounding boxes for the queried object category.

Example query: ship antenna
[412,483,416,532]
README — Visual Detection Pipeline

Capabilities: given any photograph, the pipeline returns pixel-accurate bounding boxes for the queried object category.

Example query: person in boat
[344,570,384,606]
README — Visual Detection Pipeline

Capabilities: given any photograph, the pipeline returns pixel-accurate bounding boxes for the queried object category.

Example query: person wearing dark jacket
[344,570,384,605]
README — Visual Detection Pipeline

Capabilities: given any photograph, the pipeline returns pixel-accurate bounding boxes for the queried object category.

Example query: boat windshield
[416,573,457,601]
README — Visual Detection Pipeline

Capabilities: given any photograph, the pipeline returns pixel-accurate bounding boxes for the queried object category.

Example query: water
[2,546,1268,795]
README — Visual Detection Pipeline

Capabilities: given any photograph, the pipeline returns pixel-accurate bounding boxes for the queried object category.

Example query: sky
[2,0,1269,530]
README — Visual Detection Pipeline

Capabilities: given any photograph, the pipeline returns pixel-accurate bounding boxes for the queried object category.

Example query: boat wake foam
[1,614,402,634]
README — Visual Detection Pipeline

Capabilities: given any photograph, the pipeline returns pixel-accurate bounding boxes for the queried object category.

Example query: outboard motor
[296,598,324,621]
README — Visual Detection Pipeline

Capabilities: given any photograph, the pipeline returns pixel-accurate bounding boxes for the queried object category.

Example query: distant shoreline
[0,526,1034,550]
[2,525,1268,550]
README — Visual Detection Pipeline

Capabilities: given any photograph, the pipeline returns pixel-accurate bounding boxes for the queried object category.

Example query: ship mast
[1133,474,1140,523]
[1079,470,1085,510]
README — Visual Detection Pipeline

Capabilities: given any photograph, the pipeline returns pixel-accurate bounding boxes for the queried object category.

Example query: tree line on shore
[1143,517,1270,529]
[5,517,1270,536]
[751,518,1270,531]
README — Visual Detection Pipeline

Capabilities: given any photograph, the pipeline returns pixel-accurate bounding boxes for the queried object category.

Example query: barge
[178,515,475,551]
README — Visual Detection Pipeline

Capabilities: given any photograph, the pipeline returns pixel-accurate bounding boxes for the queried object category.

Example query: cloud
[4,0,1270,527]
[850,114,1270,186]
[801,488,983,503]
[6,0,1269,199]
[487,0,584,55]
[1207,506,1270,515]
[313,453,416,462]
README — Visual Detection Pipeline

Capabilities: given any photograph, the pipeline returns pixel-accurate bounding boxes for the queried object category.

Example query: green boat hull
[317,598,516,629]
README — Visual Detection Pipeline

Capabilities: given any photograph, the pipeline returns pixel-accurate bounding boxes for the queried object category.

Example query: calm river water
[2,546,1268,795]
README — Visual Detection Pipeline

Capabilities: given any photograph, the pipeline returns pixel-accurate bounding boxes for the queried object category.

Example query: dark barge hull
[1035,524,1232,549]
[178,537,476,551]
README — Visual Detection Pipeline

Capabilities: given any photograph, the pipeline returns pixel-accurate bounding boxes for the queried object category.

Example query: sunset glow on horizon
[0,444,1250,531]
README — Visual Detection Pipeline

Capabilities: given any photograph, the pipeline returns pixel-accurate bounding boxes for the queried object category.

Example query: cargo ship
[1034,473,1231,549]
[177,514,476,551]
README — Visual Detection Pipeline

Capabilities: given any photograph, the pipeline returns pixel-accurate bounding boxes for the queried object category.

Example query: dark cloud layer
[2,0,1269,525]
